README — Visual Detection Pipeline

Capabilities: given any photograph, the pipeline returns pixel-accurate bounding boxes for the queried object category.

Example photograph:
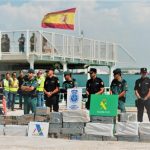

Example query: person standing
[44,68,60,112]
[21,69,38,114]
[18,33,25,52]
[5,34,10,52]
[110,68,128,112]
[1,34,6,52]
[2,72,10,109]
[30,33,36,52]
[9,72,19,111]
[134,68,150,122]
[17,71,25,109]
[86,68,104,110]
[62,71,77,105]
[36,70,45,107]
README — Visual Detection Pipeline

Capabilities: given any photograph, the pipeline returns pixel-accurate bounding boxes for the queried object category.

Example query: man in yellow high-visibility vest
[36,70,45,107]
[2,72,10,109]
[9,72,19,111]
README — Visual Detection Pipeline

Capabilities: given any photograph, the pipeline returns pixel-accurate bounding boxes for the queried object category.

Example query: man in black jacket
[134,68,150,122]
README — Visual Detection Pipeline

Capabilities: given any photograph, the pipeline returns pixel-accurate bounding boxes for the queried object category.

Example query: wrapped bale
[49,112,62,124]
[139,123,150,142]
[63,110,90,123]
[115,122,139,136]
[115,122,139,142]
[63,122,85,129]
[0,125,4,136]
[81,134,102,141]
[4,116,18,125]
[49,123,62,134]
[85,123,114,137]
[4,125,28,136]
[17,114,35,125]
[102,136,117,141]
[117,135,139,142]
[36,107,50,116]
[70,135,82,140]
[35,115,48,122]
[90,116,115,124]
[118,113,137,122]
[0,116,4,125]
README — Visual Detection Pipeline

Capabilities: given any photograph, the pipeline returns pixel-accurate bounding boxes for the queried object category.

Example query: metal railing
[0,30,116,65]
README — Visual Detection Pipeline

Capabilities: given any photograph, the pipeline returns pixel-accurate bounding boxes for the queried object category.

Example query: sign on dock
[90,95,118,116]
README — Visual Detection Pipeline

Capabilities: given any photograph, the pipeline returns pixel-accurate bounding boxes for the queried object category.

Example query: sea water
[57,74,143,107]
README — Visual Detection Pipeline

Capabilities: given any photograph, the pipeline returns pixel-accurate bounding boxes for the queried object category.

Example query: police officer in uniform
[62,71,77,105]
[86,68,104,110]
[110,68,128,112]
[21,69,38,114]
[134,68,150,122]
[44,68,60,112]
[18,33,25,52]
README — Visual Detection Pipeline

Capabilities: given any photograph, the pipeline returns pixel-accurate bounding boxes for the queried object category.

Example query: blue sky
[0,0,150,68]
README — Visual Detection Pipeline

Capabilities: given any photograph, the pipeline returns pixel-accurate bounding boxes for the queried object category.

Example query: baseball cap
[140,68,147,73]
[113,68,121,75]
[64,71,71,76]
[88,68,97,74]
[28,69,35,74]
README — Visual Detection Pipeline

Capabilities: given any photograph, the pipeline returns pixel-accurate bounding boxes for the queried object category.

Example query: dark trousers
[136,99,150,122]
[46,95,59,112]
[19,44,24,52]
[86,96,91,110]
[18,90,23,109]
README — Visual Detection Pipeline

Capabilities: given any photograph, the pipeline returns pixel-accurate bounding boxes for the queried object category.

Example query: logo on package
[100,99,107,110]
[32,124,44,136]
[70,89,79,103]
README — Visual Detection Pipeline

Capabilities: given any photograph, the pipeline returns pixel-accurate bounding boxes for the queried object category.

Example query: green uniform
[22,78,38,114]
[62,79,77,100]
[110,78,127,112]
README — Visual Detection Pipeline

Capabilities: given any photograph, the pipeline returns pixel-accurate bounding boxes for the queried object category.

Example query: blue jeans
[9,92,17,110]
[37,92,44,107]
[118,100,126,112]
[3,90,10,108]
[18,90,23,108]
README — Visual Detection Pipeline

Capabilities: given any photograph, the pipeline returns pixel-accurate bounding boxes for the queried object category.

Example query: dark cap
[113,68,121,75]
[140,68,147,73]
[64,71,71,76]
[28,69,35,74]
[88,68,97,74]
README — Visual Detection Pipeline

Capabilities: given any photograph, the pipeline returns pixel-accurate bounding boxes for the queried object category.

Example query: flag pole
[78,6,81,36]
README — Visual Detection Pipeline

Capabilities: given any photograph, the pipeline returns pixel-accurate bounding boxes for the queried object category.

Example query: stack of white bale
[4,125,28,136]
[139,123,150,142]
[49,112,62,135]
[115,122,139,141]
[61,110,90,137]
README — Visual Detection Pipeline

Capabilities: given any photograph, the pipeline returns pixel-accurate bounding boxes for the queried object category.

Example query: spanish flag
[41,8,76,30]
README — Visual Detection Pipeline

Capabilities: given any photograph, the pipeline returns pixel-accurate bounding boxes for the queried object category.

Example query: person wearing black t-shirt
[86,68,104,110]
[134,68,150,122]
[44,68,60,112]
